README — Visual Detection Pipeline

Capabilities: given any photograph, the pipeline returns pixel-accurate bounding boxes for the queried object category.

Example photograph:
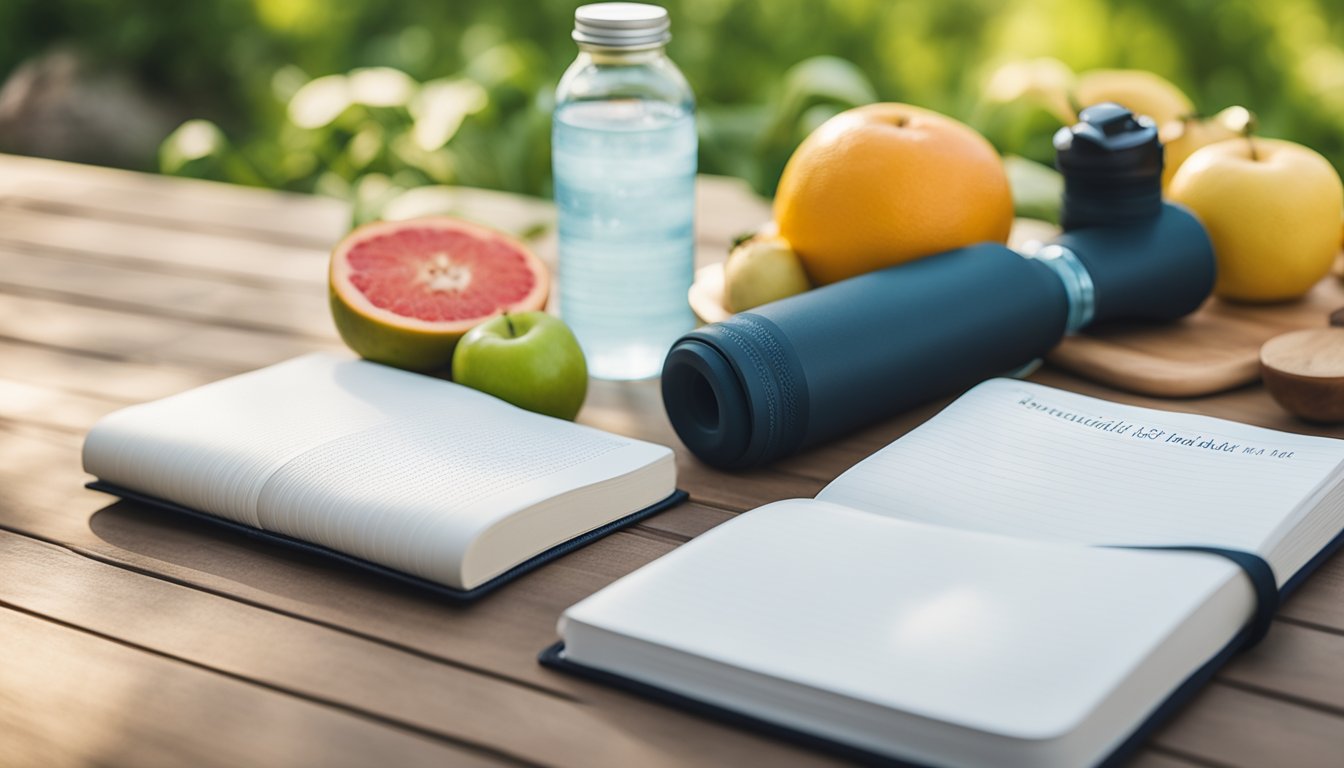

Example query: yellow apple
[1074,69,1193,127]
[1169,137,1344,302]
[1160,106,1254,191]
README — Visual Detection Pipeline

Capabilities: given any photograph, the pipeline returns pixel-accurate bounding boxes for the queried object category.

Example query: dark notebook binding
[86,480,687,603]
[540,527,1344,767]
[538,642,908,767]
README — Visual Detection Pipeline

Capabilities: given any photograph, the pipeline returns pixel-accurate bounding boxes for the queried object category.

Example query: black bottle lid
[1053,103,1163,231]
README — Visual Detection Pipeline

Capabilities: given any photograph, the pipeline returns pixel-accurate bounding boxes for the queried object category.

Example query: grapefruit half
[329,216,550,372]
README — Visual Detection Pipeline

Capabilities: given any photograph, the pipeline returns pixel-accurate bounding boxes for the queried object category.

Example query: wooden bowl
[1260,327,1344,423]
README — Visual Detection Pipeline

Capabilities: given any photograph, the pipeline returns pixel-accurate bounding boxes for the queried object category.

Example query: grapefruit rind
[329,216,550,372]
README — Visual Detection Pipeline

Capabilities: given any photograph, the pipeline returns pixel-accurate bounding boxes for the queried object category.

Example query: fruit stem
[730,231,756,251]
[1239,109,1259,161]
[503,312,517,338]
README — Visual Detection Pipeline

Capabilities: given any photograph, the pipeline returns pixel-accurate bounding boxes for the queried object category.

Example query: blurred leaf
[315,171,352,200]
[346,123,384,170]
[159,119,226,173]
[271,64,309,103]
[798,103,844,137]
[348,66,417,108]
[465,42,542,92]
[288,74,351,129]
[390,133,455,183]
[779,56,879,112]
[984,58,1078,124]
[412,79,488,150]
[159,118,269,186]
[379,185,461,220]
[697,103,771,185]
[753,56,879,196]
[765,56,877,145]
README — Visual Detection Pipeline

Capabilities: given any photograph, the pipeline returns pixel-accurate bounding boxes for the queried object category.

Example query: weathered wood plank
[1152,684,1344,768]
[0,207,328,285]
[634,500,734,541]
[0,606,502,768]
[1126,753,1207,768]
[0,376,119,433]
[1221,621,1344,712]
[0,529,836,768]
[0,338,215,403]
[0,294,341,373]
[0,152,350,246]
[0,245,333,338]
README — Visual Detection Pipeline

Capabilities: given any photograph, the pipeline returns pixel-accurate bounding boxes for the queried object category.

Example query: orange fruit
[773,103,1014,285]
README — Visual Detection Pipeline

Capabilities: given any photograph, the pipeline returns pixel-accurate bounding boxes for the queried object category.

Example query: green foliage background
[3,0,1342,206]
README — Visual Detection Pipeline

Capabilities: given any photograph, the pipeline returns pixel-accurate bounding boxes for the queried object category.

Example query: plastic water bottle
[553,3,697,380]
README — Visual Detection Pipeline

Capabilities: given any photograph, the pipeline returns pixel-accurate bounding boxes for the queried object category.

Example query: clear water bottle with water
[553,2,697,380]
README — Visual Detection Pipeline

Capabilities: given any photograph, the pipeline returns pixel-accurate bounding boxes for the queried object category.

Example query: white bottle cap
[573,3,671,49]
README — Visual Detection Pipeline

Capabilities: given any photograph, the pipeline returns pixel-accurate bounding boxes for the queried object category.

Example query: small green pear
[724,234,813,313]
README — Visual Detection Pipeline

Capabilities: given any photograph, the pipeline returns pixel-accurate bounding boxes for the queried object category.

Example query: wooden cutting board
[1049,274,1344,397]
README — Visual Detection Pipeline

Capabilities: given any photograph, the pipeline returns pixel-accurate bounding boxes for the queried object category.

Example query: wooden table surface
[1,152,1342,768]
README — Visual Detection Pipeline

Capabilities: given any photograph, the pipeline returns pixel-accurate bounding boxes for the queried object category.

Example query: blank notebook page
[563,500,1250,761]
[819,378,1344,580]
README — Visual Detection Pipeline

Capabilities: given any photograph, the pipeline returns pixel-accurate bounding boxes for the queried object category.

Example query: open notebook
[83,353,681,599]
[544,378,1344,767]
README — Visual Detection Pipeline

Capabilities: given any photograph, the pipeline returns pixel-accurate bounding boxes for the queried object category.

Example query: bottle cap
[573,3,671,49]
[1052,102,1164,231]
[1053,102,1162,178]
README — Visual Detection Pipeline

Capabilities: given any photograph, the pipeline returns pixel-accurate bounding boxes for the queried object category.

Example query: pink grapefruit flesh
[329,217,549,372]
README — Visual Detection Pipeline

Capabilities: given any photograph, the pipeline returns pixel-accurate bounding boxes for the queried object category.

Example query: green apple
[452,312,588,420]
[1168,137,1344,303]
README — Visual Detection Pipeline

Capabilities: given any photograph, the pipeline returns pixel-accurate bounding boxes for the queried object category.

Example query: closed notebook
[543,378,1344,767]
[82,352,682,599]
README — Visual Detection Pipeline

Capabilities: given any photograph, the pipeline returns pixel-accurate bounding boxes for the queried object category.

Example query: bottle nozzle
[1054,102,1164,231]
